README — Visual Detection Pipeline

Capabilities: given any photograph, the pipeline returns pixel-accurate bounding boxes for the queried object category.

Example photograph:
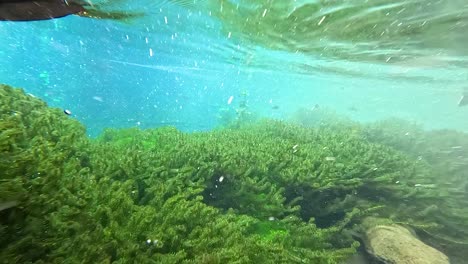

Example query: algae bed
[1,84,468,263]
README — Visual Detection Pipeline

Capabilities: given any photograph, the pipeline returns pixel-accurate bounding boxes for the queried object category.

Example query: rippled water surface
[1,0,467,134]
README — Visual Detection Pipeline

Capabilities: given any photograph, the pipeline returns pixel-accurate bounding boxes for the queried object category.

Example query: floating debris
[318,16,326,26]
[292,144,299,153]
[92,96,104,102]
[458,89,468,106]
[414,183,436,188]
[63,109,72,115]
[227,96,234,105]
[145,238,159,245]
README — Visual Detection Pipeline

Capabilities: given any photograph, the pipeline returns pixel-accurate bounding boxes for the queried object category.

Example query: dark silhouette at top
[0,0,142,21]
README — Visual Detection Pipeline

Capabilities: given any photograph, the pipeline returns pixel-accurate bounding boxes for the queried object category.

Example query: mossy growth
[359,118,468,262]
[1,84,467,263]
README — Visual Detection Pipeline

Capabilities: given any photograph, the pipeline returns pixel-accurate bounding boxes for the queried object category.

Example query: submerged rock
[363,223,449,264]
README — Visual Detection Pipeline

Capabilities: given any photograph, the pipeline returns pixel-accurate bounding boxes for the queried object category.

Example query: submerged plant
[1,84,467,263]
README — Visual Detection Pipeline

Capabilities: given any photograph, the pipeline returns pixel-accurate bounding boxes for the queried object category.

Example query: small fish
[0,201,18,212]
[348,105,358,112]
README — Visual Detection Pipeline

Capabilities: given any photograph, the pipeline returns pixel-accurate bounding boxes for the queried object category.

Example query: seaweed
[1,84,467,263]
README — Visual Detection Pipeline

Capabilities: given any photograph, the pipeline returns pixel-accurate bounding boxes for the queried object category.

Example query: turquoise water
[1,0,467,136]
[1,1,468,263]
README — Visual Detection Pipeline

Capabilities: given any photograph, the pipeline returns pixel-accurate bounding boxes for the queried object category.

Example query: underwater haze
[1,0,468,263]
[1,0,467,135]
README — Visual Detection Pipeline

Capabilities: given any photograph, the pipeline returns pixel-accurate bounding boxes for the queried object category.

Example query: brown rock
[364,224,449,264]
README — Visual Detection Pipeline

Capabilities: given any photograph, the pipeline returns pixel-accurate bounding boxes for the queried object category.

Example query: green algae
[1,84,467,263]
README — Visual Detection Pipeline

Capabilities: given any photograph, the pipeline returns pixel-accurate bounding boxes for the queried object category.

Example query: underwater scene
[1,0,467,263]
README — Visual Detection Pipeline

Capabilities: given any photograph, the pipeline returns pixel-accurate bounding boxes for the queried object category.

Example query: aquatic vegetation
[1,84,467,263]
[0,84,90,262]
[0,84,355,263]
[362,118,468,262]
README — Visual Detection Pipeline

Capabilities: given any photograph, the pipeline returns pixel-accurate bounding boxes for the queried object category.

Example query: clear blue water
[1,0,467,136]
